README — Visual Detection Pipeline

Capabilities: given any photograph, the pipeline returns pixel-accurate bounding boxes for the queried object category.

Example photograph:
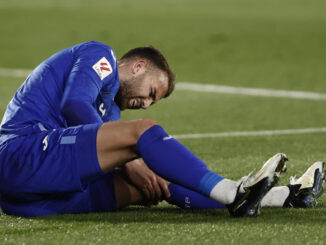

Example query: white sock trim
[209,179,238,205]
[260,186,290,207]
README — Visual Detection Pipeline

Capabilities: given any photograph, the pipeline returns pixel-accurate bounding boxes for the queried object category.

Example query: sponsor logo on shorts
[99,102,106,116]
[42,135,49,151]
[92,57,113,80]
[185,196,191,208]
[163,135,173,141]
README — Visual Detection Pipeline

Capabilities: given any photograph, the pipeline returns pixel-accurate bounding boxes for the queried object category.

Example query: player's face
[117,68,169,110]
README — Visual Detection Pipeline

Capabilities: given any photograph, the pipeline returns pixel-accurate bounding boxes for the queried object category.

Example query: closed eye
[150,89,157,102]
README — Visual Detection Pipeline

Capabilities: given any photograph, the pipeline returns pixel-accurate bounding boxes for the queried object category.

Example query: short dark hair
[120,46,175,98]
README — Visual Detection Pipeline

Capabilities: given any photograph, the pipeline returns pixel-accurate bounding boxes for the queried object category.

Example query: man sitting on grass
[0,41,323,217]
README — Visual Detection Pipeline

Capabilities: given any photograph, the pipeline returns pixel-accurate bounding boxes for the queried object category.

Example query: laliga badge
[92,57,112,80]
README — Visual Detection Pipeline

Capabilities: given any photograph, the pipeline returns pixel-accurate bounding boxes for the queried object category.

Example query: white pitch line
[1,68,326,139]
[1,67,326,101]
[173,127,326,140]
[0,68,32,78]
[176,82,326,101]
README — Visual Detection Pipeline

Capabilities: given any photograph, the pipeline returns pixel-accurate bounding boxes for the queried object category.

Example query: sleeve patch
[92,57,113,80]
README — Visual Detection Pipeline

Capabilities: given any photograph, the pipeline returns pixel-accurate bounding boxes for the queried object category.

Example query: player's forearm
[61,99,102,126]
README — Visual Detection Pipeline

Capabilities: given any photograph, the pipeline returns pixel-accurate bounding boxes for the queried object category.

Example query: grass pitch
[1,0,326,244]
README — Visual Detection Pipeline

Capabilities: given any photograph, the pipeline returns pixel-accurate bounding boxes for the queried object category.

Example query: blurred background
[1,1,326,243]
[1,0,325,90]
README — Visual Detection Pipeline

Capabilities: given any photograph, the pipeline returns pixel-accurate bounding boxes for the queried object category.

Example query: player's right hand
[124,159,170,206]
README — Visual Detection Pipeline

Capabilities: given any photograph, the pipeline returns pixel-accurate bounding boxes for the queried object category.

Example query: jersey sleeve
[60,42,117,126]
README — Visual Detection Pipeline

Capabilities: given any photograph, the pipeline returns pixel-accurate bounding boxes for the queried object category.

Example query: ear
[131,59,147,75]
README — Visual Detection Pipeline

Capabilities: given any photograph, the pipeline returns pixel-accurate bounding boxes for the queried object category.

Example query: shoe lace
[290,175,298,185]
[237,169,256,193]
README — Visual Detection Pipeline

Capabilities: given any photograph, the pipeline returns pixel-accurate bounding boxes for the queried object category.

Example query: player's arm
[122,159,171,205]
[60,43,115,126]
[61,72,103,126]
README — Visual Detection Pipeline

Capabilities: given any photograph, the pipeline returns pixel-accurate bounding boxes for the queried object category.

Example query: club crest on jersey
[92,57,113,80]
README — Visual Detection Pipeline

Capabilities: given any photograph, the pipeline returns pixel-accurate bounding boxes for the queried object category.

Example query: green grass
[2,207,326,245]
[1,0,326,244]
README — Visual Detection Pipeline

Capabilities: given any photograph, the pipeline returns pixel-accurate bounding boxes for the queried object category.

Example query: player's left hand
[124,159,171,206]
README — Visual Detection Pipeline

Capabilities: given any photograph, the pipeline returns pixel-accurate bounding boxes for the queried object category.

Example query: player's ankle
[209,179,238,205]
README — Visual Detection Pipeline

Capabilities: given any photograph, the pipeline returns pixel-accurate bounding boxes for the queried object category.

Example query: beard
[115,73,145,110]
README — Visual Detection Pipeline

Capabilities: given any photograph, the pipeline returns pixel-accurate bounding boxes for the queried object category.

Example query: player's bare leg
[96,118,156,172]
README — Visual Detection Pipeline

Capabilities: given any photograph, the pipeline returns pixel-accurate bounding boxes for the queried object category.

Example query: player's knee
[135,118,157,139]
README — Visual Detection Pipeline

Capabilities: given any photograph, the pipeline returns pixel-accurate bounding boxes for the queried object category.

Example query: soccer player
[0,41,292,217]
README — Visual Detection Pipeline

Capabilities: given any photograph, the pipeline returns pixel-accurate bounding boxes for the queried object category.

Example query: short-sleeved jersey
[0,41,120,140]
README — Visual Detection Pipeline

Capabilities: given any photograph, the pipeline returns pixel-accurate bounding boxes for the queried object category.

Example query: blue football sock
[137,125,224,197]
[166,183,226,209]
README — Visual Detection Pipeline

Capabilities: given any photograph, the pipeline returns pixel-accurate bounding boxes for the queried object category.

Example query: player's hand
[124,159,170,206]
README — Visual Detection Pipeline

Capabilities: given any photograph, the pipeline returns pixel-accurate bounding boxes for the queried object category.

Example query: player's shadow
[36,206,326,225]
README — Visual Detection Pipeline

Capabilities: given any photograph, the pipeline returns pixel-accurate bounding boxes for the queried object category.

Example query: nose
[142,98,153,109]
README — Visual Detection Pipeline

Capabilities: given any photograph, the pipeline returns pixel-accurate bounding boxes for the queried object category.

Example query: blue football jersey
[0,41,120,138]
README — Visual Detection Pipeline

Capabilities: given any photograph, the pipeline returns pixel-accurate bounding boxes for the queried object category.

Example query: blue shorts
[0,123,117,217]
